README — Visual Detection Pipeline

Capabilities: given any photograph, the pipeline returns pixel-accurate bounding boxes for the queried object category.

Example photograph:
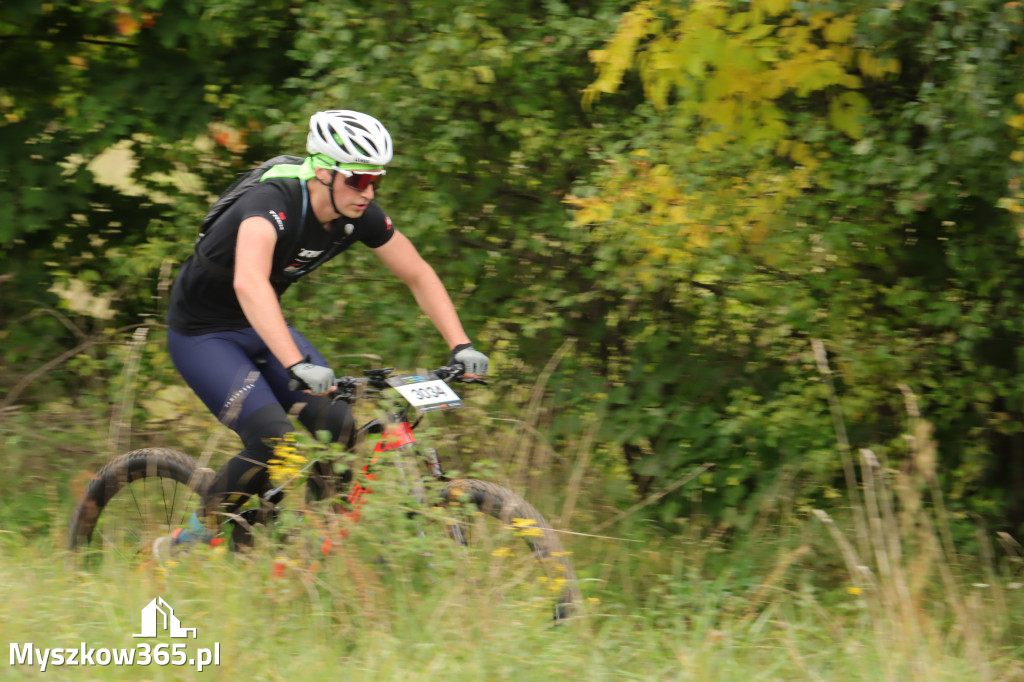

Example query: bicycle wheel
[438,479,581,621]
[68,448,211,560]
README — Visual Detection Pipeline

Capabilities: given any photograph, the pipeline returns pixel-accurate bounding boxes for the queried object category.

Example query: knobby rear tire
[438,478,581,620]
[68,448,210,552]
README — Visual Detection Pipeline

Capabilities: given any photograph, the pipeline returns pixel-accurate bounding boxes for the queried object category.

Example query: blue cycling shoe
[153,512,219,561]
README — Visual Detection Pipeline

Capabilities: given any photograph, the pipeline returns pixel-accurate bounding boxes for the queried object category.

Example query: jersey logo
[385,216,393,231]
[284,248,326,275]
[268,209,286,232]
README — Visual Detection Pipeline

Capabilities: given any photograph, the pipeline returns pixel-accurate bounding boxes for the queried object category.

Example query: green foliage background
[2,0,1024,543]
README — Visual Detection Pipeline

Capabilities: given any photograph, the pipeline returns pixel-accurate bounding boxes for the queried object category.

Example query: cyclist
[162,110,488,548]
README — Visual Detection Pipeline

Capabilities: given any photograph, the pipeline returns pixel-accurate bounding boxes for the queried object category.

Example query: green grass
[2,386,1022,680]
[2,488,1022,681]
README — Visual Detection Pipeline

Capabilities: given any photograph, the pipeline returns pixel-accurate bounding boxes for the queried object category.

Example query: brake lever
[435,364,488,386]
[329,377,360,403]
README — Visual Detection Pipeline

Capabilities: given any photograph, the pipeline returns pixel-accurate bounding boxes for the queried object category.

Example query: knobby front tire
[439,478,581,620]
[68,448,210,556]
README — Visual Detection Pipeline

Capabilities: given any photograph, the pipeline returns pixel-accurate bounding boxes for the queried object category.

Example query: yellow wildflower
[267,433,306,485]
[506,517,544,538]
[544,577,567,594]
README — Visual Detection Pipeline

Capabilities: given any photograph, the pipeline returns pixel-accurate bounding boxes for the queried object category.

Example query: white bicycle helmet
[306,110,393,167]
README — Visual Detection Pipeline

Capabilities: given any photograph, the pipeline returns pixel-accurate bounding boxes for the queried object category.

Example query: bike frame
[341,417,418,525]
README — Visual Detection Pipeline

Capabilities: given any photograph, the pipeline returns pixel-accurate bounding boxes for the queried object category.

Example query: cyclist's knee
[204,405,292,517]
[296,395,355,448]
[238,403,294,459]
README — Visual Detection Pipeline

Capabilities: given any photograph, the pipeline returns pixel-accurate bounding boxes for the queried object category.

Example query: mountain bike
[67,363,580,620]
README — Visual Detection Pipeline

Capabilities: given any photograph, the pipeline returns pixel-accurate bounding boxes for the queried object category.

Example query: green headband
[311,153,385,172]
[259,155,386,183]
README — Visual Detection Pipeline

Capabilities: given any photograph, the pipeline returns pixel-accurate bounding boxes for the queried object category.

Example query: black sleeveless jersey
[166,177,394,335]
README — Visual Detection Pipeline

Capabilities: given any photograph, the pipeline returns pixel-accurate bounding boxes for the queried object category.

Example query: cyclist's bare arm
[373,230,473,352]
[234,215,305,369]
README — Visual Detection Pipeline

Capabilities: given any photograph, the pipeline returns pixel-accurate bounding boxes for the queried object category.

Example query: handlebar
[330,364,486,404]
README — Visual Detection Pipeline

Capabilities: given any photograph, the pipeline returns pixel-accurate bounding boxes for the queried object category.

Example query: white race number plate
[387,374,463,412]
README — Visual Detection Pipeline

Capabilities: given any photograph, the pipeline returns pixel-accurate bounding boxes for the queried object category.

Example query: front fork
[358,421,466,546]
[308,418,463,553]
[345,419,444,518]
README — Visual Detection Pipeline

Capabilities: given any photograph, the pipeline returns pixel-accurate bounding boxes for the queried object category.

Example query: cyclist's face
[333,174,374,219]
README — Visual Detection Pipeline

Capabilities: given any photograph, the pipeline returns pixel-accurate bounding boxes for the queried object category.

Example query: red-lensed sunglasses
[336,168,385,191]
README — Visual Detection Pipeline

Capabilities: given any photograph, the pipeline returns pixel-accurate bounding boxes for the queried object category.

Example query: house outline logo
[132,597,197,639]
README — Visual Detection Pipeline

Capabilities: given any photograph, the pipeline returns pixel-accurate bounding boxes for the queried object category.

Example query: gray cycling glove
[287,358,336,394]
[450,343,489,375]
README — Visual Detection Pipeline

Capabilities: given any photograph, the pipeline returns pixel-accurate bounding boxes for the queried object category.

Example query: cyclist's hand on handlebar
[450,343,489,378]
[287,357,337,395]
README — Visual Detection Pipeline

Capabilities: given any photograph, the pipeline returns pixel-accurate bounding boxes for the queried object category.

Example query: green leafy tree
[0,0,303,395]
[569,0,1024,529]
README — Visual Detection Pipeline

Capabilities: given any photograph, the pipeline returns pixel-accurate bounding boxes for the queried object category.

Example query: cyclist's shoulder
[200,179,299,241]
[221,177,303,222]
[237,176,301,202]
